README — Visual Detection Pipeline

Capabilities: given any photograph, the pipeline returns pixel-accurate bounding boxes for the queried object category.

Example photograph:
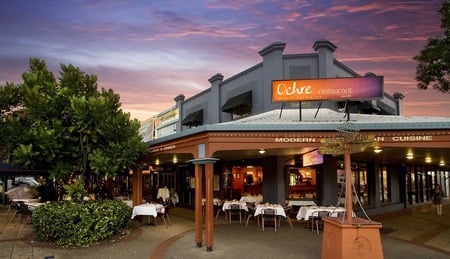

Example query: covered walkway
[0,201,449,258]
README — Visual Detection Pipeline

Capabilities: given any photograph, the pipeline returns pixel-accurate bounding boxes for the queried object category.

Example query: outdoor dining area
[202,193,297,232]
[199,191,354,236]
[131,201,171,227]
[5,198,45,224]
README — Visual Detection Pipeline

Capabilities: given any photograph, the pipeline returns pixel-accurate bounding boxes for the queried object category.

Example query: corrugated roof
[148,108,450,145]
[218,108,450,130]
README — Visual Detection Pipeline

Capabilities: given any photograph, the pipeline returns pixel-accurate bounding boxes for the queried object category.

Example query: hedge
[31,199,132,246]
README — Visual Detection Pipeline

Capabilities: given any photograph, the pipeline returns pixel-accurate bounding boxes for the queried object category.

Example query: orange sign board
[272,77,383,102]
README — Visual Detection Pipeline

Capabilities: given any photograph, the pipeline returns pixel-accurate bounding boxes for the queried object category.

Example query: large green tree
[414,1,450,93]
[0,58,147,180]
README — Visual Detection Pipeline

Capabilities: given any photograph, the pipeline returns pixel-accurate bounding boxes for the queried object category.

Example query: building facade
[136,40,450,216]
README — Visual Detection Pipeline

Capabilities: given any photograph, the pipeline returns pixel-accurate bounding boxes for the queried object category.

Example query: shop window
[287,167,317,199]
[337,161,369,206]
[379,166,391,203]
[230,165,262,197]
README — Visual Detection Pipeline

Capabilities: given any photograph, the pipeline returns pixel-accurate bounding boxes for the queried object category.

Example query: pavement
[0,200,449,259]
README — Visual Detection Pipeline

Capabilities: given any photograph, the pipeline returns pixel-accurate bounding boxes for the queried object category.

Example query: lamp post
[319,122,383,259]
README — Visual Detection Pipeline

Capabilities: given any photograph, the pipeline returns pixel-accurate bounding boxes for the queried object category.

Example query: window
[379,166,391,203]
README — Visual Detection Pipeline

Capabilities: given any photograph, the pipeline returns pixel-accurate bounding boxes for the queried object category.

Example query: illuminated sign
[303,150,323,166]
[272,77,383,102]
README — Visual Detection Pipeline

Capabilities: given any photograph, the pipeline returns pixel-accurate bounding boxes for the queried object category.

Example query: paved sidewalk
[0,201,449,259]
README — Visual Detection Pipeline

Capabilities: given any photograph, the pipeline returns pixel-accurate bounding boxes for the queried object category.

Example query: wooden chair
[6,200,19,219]
[245,203,259,228]
[227,204,242,224]
[311,210,329,235]
[10,201,24,223]
[157,205,171,228]
[261,208,277,231]
[279,206,294,229]
[20,203,33,224]
[214,199,225,220]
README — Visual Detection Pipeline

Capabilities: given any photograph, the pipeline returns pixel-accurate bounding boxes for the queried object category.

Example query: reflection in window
[379,166,390,203]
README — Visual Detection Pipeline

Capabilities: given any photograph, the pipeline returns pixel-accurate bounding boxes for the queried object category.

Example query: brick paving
[0,201,449,259]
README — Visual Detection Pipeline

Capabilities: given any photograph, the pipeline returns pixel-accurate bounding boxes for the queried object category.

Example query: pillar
[194,163,203,247]
[132,168,143,206]
[205,163,214,251]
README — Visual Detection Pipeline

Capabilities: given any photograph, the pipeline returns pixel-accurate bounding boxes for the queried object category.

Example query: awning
[358,101,381,113]
[182,109,203,126]
[222,91,252,113]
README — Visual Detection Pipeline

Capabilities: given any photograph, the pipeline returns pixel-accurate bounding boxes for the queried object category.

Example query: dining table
[202,198,222,206]
[12,198,40,203]
[240,195,263,204]
[221,200,248,212]
[157,187,170,202]
[131,203,164,219]
[296,206,348,221]
[24,202,45,211]
[114,196,133,207]
[254,204,286,217]
[286,200,317,207]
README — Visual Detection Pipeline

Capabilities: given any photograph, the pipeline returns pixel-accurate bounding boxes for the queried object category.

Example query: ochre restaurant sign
[272,77,383,102]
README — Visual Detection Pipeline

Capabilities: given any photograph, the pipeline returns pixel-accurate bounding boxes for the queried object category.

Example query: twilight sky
[1,0,449,121]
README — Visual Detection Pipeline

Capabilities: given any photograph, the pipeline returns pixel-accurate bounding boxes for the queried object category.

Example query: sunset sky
[1,0,448,121]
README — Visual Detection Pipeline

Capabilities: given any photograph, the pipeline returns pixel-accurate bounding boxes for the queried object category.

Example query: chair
[330,211,345,219]
[279,206,294,229]
[311,210,329,235]
[10,201,24,223]
[157,205,171,228]
[214,199,225,220]
[6,200,19,219]
[244,202,256,221]
[227,204,242,224]
[20,203,33,224]
[261,208,277,231]
[245,203,259,228]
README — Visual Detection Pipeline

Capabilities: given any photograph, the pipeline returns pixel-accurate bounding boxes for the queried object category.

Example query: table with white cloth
[157,187,170,201]
[12,198,40,203]
[254,204,286,217]
[296,206,347,221]
[286,200,316,207]
[240,195,263,204]
[114,196,133,207]
[221,200,248,212]
[24,202,45,211]
[131,203,164,219]
[202,198,222,206]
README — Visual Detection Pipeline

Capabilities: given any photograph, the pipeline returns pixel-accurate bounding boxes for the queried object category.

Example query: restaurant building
[134,41,450,249]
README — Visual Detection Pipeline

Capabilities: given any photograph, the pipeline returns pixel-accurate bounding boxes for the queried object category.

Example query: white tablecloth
[132,203,164,219]
[240,195,263,204]
[24,202,44,211]
[114,197,133,207]
[286,200,316,207]
[12,198,40,203]
[296,206,347,220]
[157,188,170,201]
[222,201,248,211]
[202,198,222,206]
[254,204,286,217]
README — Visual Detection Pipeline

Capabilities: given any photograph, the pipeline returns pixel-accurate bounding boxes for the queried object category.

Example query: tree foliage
[0,58,147,180]
[414,1,450,93]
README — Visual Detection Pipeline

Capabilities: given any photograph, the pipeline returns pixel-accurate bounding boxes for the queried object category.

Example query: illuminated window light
[406,153,414,160]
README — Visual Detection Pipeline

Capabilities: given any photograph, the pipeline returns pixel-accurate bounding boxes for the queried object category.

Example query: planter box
[321,217,383,259]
